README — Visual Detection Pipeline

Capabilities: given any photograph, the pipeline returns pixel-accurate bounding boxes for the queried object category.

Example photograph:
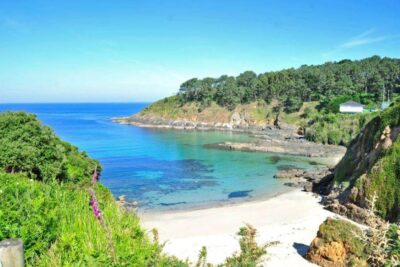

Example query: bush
[305,112,375,146]
[223,224,278,267]
[0,112,99,182]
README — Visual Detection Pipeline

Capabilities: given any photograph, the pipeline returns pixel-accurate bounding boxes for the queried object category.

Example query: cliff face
[323,102,400,222]
[116,96,313,131]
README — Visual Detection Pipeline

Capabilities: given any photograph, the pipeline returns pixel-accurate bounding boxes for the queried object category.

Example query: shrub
[0,112,99,182]
[223,224,278,267]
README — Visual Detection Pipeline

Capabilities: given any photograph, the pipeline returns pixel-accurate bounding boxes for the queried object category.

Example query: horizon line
[0,101,153,104]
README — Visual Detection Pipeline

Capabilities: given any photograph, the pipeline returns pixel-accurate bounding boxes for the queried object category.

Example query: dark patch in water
[102,157,218,205]
[160,201,187,206]
[228,190,253,199]
[277,164,304,171]
[268,155,281,164]
[309,161,321,166]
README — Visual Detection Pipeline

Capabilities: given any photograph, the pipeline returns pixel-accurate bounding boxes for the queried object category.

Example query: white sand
[140,189,341,266]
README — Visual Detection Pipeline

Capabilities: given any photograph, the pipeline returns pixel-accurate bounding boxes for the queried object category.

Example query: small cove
[0,103,321,211]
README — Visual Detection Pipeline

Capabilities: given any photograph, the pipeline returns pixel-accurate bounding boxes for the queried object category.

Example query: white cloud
[323,28,399,58]
[340,28,391,48]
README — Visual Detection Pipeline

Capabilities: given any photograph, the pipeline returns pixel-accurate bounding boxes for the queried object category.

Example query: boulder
[306,218,368,267]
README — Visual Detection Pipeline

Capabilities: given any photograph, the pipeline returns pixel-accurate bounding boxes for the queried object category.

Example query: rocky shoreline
[274,165,385,228]
[114,115,278,133]
[114,114,346,163]
[204,140,345,163]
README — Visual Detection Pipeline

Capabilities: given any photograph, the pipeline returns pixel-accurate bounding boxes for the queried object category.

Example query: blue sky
[0,0,399,103]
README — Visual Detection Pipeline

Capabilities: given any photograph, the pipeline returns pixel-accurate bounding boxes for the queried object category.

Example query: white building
[339,101,364,113]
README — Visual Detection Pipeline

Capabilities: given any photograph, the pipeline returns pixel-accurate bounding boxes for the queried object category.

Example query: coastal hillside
[324,100,400,222]
[120,56,399,146]
[305,101,400,267]
[0,112,184,266]
[0,112,277,266]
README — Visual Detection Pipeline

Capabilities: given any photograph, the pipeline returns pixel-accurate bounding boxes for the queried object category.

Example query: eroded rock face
[306,239,347,267]
[325,199,383,227]
[306,218,368,267]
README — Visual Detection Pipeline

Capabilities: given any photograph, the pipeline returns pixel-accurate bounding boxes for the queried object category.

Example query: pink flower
[90,194,101,219]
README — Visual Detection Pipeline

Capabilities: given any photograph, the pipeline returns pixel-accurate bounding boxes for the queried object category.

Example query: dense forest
[178,56,400,112]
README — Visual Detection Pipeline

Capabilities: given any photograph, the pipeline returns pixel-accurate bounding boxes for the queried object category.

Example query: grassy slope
[139,96,314,126]
[0,172,185,266]
[334,102,400,221]
[0,112,184,266]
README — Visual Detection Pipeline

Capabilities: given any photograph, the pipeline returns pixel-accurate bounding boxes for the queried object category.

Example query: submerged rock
[228,190,253,199]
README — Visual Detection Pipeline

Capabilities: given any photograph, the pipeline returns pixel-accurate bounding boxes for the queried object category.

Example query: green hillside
[0,112,183,266]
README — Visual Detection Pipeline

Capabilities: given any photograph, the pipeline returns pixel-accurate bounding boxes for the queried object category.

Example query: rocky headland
[114,111,347,163]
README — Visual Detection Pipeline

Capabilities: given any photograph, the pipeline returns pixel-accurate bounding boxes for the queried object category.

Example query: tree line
[178,56,400,112]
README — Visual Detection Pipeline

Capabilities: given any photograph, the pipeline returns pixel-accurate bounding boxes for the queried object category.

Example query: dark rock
[228,190,253,199]
[160,201,187,206]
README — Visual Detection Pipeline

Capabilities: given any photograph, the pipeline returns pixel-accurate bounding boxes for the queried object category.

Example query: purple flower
[90,194,102,219]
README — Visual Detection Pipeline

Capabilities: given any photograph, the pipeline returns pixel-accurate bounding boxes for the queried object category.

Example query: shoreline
[114,117,346,164]
[140,189,338,266]
[113,117,272,133]
[137,186,295,216]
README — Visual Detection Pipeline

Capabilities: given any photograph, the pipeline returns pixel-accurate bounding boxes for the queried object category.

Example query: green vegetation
[333,103,400,221]
[137,56,400,146]
[386,224,400,263]
[195,224,274,267]
[223,224,277,267]
[0,112,181,266]
[178,56,400,112]
[317,218,366,259]
[363,138,400,221]
[0,111,276,266]
[308,218,400,266]
[0,172,177,266]
[304,111,375,146]
[0,112,99,182]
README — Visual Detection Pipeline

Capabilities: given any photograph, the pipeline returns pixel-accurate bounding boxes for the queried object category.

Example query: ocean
[0,103,318,211]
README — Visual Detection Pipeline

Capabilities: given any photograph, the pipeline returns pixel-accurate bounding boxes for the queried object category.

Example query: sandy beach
[141,189,340,266]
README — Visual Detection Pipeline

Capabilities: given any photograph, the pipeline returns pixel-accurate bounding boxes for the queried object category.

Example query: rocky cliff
[114,96,314,132]
[315,101,400,223]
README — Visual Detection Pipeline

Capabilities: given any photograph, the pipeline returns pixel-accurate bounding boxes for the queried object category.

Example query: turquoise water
[0,103,318,211]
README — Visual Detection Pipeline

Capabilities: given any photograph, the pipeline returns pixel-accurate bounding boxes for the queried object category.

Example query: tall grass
[0,172,180,266]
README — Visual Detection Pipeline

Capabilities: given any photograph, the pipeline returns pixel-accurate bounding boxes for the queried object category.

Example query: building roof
[340,100,363,107]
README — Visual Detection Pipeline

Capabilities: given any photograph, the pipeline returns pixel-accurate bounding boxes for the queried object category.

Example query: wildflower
[89,193,101,219]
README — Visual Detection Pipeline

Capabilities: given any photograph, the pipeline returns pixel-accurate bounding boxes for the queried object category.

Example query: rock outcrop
[306,218,368,267]
[272,167,335,193]
[311,102,400,224]
[205,139,346,162]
